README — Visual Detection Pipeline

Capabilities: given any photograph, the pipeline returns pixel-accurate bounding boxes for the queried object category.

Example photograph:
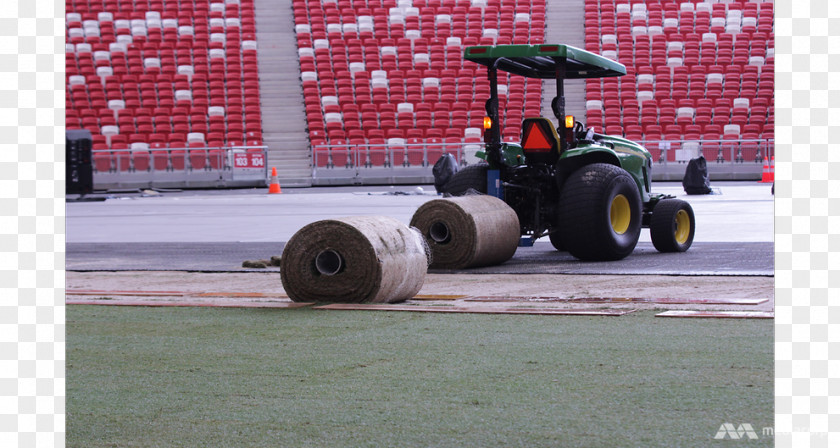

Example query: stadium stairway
[544,0,586,124]
[255,0,313,186]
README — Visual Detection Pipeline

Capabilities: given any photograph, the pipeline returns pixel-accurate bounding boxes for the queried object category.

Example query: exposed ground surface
[66,271,774,312]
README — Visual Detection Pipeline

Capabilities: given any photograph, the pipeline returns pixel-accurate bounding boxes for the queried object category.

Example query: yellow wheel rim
[610,194,631,234]
[674,209,691,244]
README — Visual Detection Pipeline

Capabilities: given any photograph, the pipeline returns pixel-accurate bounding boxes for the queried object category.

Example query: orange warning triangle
[522,123,553,151]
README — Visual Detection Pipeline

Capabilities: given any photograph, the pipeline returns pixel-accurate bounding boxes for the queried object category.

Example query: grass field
[67,305,773,447]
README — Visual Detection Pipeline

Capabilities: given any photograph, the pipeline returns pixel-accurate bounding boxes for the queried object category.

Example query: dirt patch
[66,271,774,313]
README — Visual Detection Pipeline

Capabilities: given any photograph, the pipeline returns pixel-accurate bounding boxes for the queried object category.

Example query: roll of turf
[280,216,430,303]
[410,195,520,269]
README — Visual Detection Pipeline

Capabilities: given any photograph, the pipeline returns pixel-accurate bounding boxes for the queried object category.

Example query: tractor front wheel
[558,163,642,261]
[650,199,695,252]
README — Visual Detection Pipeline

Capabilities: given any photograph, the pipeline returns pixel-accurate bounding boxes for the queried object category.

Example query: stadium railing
[91,145,268,190]
[311,138,774,184]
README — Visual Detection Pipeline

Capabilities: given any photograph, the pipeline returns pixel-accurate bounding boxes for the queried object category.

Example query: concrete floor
[66,181,774,276]
[67,181,774,244]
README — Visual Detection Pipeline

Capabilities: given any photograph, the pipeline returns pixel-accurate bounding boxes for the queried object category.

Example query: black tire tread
[441,162,489,196]
[650,199,695,252]
[558,163,642,261]
[548,231,564,251]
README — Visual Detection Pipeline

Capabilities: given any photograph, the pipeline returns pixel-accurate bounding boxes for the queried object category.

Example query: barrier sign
[232,150,267,180]
[233,151,265,169]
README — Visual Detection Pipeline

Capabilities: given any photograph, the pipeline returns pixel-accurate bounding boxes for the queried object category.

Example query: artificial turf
[67,305,773,447]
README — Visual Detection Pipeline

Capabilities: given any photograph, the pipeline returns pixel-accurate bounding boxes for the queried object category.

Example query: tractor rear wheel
[440,162,488,196]
[650,199,695,252]
[558,163,642,261]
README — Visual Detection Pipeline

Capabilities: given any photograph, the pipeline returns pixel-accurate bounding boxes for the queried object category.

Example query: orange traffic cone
[769,156,775,182]
[759,157,772,183]
[268,167,282,194]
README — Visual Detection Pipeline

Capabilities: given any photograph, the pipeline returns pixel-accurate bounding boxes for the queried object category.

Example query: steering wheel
[573,121,586,139]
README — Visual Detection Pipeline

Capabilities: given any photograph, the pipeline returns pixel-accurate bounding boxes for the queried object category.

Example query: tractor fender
[555,145,651,203]
[554,146,622,188]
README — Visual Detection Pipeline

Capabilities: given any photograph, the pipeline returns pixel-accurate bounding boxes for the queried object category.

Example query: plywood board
[314,303,635,316]
[465,297,768,305]
[66,289,190,297]
[195,292,289,298]
[655,310,774,319]
[66,299,312,309]
[67,289,290,299]
[410,294,469,301]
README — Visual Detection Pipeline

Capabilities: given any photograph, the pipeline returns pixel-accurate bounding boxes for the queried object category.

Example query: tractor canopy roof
[464,44,626,79]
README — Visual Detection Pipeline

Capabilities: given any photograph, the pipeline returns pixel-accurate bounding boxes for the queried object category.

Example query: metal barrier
[92,146,268,190]
[311,138,774,184]
[638,138,774,165]
[311,141,484,185]
[90,138,775,189]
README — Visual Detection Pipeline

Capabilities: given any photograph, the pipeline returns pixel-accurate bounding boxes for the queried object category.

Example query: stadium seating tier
[294,0,547,167]
[66,0,263,173]
[584,0,774,151]
[67,0,773,173]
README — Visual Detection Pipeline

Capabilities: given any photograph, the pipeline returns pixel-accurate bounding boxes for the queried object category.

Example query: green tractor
[443,43,695,261]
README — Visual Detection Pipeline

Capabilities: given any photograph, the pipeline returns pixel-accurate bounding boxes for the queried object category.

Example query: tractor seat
[521,117,562,164]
